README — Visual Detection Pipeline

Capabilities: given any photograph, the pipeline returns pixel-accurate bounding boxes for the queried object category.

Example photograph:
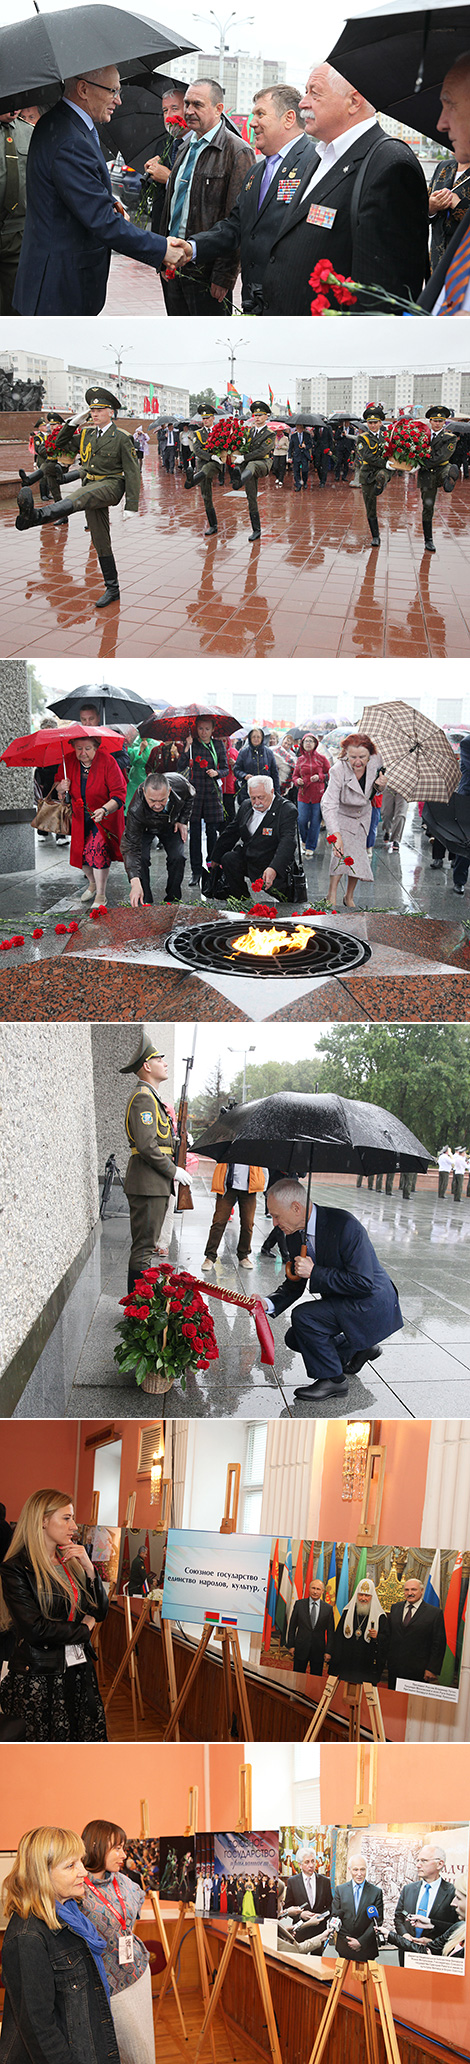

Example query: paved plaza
[2,456,470,660]
[14,1176,470,1422]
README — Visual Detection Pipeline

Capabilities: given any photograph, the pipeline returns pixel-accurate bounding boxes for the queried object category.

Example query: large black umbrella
[0,6,198,117]
[327,3,470,147]
[106,70,188,172]
[140,702,239,741]
[195,1090,432,1276]
[48,681,156,725]
[422,794,470,856]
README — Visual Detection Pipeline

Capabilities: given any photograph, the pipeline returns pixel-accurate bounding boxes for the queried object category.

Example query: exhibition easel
[193,1917,283,2064]
[305,1745,402,2064]
[303,1674,386,1744]
[103,1593,181,1740]
[153,1786,235,2064]
[163,1463,254,1742]
[139,1798,188,2045]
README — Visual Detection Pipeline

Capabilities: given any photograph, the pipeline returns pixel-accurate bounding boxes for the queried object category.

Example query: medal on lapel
[277,169,301,202]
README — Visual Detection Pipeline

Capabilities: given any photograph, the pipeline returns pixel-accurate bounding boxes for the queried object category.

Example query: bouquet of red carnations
[309,261,428,318]
[383,419,432,468]
[116,1262,219,1392]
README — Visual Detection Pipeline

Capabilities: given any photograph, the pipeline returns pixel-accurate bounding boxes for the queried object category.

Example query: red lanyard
[55,1554,80,1623]
[85,1876,128,1929]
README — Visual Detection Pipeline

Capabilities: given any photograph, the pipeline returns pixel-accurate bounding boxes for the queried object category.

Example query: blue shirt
[170,121,222,236]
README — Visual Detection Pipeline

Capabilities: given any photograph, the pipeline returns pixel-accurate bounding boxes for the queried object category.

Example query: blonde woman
[0,1488,108,1740]
[321,734,384,912]
[81,1820,156,2064]
[0,1826,120,2064]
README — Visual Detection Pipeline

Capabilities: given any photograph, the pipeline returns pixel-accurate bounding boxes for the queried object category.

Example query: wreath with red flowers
[115,1264,219,1389]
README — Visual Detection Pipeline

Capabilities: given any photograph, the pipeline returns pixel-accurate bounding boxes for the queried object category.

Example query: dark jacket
[287,1597,334,1674]
[160,117,254,293]
[417,428,457,474]
[213,791,297,882]
[122,774,195,878]
[282,1870,331,1918]
[269,1207,403,1349]
[428,158,470,270]
[13,101,168,315]
[422,792,470,860]
[234,730,280,794]
[0,1910,120,2064]
[394,1879,460,1959]
[288,431,314,461]
[419,200,470,309]
[331,1879,384,1960]
[329,1603,389,1686]
[193,132,318,310]
[387,1599,447,1690]
[1,1554,108,1674]
[260,124,429,314]
[189,736,228,823]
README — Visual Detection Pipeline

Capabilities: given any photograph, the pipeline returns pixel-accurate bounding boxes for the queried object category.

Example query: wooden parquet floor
[154,1990,262,2063]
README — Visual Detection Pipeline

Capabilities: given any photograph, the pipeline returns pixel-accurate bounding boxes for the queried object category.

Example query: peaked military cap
[251,400,271,415]
[425,405,450,420]
[363,403,385,420]
[85,385,121,411]
[120,1038,165,1074]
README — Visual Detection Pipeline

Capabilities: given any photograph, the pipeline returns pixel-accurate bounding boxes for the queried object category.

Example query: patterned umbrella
[359,700,460,802]
[140,702,238,740]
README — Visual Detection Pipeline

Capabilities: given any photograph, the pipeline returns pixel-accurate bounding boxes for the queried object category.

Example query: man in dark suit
[279,1849,332,1950]
[288,426,313,490]
[387,1578,447,1691]
[394,1842,460,1964]
[159,77,254,314]
[259,61,429,314]
[13,66,186,314]
[179,85,317,311]
[262,1177,403,1403]
[419,56,470,311]
[209,775,297,899]
[313,424,334,487]
[287,1579,334,1675]
[331,1855,384,1961]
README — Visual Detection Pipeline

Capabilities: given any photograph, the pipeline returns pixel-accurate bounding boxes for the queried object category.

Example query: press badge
[65,1644,86,1667]
[119,1936,135,1965]
[307,203,337,228]
[277,176,301,202]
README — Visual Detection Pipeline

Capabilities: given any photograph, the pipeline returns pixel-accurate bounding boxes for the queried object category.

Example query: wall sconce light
[150,1451,163,1505]
[342,1421,371,1502]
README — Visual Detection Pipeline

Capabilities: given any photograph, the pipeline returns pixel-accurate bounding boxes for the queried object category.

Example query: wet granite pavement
[2,459,470,660]
[15,1177,470,1421]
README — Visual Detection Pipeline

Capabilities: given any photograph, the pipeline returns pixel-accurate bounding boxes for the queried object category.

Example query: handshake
[164,237,193,270]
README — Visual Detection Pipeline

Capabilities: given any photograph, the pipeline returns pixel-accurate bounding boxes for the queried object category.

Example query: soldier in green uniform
[417,406,459,553]
[356,403,388,548]
[185,404,221,537]
[231,401,275,541]
[19,411,69,503]
[15,384,142,609]
[120,1039,177,1293]
[0,113,32,314]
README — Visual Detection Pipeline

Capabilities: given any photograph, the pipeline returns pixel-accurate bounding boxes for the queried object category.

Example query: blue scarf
[55,1901,111,2000]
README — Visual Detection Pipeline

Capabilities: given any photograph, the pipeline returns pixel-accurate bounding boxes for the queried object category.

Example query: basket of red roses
[383,419,432,470]
[115,1263,219,1394]
[203,416,251,465]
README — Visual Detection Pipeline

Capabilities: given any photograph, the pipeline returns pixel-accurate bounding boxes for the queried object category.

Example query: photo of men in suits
[331,1853,384,1961]
[287,1579,334,1676]
[278,1846,332,1950]
[394,1841,461,1963]
[387,1579,447,1692]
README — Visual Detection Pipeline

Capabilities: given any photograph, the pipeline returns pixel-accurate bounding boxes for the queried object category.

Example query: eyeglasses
[81,80,121,100]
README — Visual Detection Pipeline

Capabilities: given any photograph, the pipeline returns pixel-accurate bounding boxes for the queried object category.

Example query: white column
[259,1420,325,1537]
[406,1420,470,1741]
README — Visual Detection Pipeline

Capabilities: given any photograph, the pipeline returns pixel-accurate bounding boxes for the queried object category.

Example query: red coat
[293,749,330,804]
[66,748,126,868]
[222,739,238,797]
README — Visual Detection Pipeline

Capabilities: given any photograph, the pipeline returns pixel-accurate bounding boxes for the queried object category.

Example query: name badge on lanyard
[307,202,337,228]
[277,175,301,203]
[65,1643,86,1667]
[119,1935,135,1965]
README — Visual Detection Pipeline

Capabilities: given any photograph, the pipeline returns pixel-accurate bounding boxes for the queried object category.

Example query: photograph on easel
[261,1538,467,1705]
[80,1525,122,1590]
[193,1830,279,1921]
[276,1821,469,1974]
[115,1528,167,1596]
[158,1836,196,1903]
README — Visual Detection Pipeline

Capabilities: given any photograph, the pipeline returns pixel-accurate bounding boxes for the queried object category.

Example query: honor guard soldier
[185,404,221,537]
[231,401,275,541]
[356,403,388,547]
[19,411,68,503]
[417,406,459,553]
[120,1040,177,1293]
[15,384,142,609]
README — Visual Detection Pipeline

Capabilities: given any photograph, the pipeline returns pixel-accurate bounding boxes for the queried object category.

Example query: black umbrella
[327,414,362,427]
[195,1091,432,1266]
[48,681,157,725]
[327,4,470,147]
[422,794,470,856]
[285,413,325,427]
[140,701,239,741]
[106,70,187,172]
[0,6,198,117]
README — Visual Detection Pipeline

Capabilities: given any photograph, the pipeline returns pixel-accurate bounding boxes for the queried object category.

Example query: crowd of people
[29,704,470,914]
[5,52,470,315]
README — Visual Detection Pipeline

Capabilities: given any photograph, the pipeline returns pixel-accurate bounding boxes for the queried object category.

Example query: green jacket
[356,427,386,473]
[78,419,142,511]
[123,1086,176,1197]
[125,738,154,813]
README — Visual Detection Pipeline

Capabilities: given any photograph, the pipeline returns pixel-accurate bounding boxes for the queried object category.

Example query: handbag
[32,794,72,836]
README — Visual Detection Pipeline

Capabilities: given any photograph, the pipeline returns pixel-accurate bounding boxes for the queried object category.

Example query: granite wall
[0,659,35,872]
[1,1024,99,1380]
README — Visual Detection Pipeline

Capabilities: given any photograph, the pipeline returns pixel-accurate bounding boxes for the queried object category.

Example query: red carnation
[11,935,25,946]
[344,855,354,867]
[327,834,337,845]
[32,927,44,938]
[251,878,264,890]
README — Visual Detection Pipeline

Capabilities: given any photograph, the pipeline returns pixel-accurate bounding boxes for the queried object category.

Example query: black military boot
[19,466,43,487]
[368,518,380,547]
[16,488,71,531]
[96,554,120,607]
[423,523,436,554]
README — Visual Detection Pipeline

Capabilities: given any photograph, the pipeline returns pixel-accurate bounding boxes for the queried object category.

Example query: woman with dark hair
[0,1490,108,1742]
[292,731,330,854]
[321,733,384,911]
[234,726,280,798]
[57,736,126,908]
[185,717,228,888]
[81,1822,155,2064]
[0,1826,119,2064]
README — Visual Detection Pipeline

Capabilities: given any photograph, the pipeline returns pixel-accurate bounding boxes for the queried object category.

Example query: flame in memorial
[232,924,313,958]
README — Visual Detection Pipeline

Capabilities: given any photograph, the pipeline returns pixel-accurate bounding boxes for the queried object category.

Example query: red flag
[294,1541,304,1599]
[263,1539,279,1652]
[440,1552,463,1684]
[303,1542,314,1597]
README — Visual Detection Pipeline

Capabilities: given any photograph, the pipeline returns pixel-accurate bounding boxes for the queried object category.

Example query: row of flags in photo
[226,381,293,415]
[262,1543,467,1687]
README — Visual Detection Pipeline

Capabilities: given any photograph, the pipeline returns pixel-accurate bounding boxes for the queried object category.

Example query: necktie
[403,1604,413,1626]
[3,128,19,215]
[170,139,200,233]
[415,1882,432,1936]
[258,153,282,209]
[354,1884,361,1913]
[309,1600,319,1630]
[439,223,470,312]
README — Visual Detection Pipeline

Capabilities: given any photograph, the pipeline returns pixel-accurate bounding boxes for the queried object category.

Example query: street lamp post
[228,1043,256,1103]
[192,8,254,87]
